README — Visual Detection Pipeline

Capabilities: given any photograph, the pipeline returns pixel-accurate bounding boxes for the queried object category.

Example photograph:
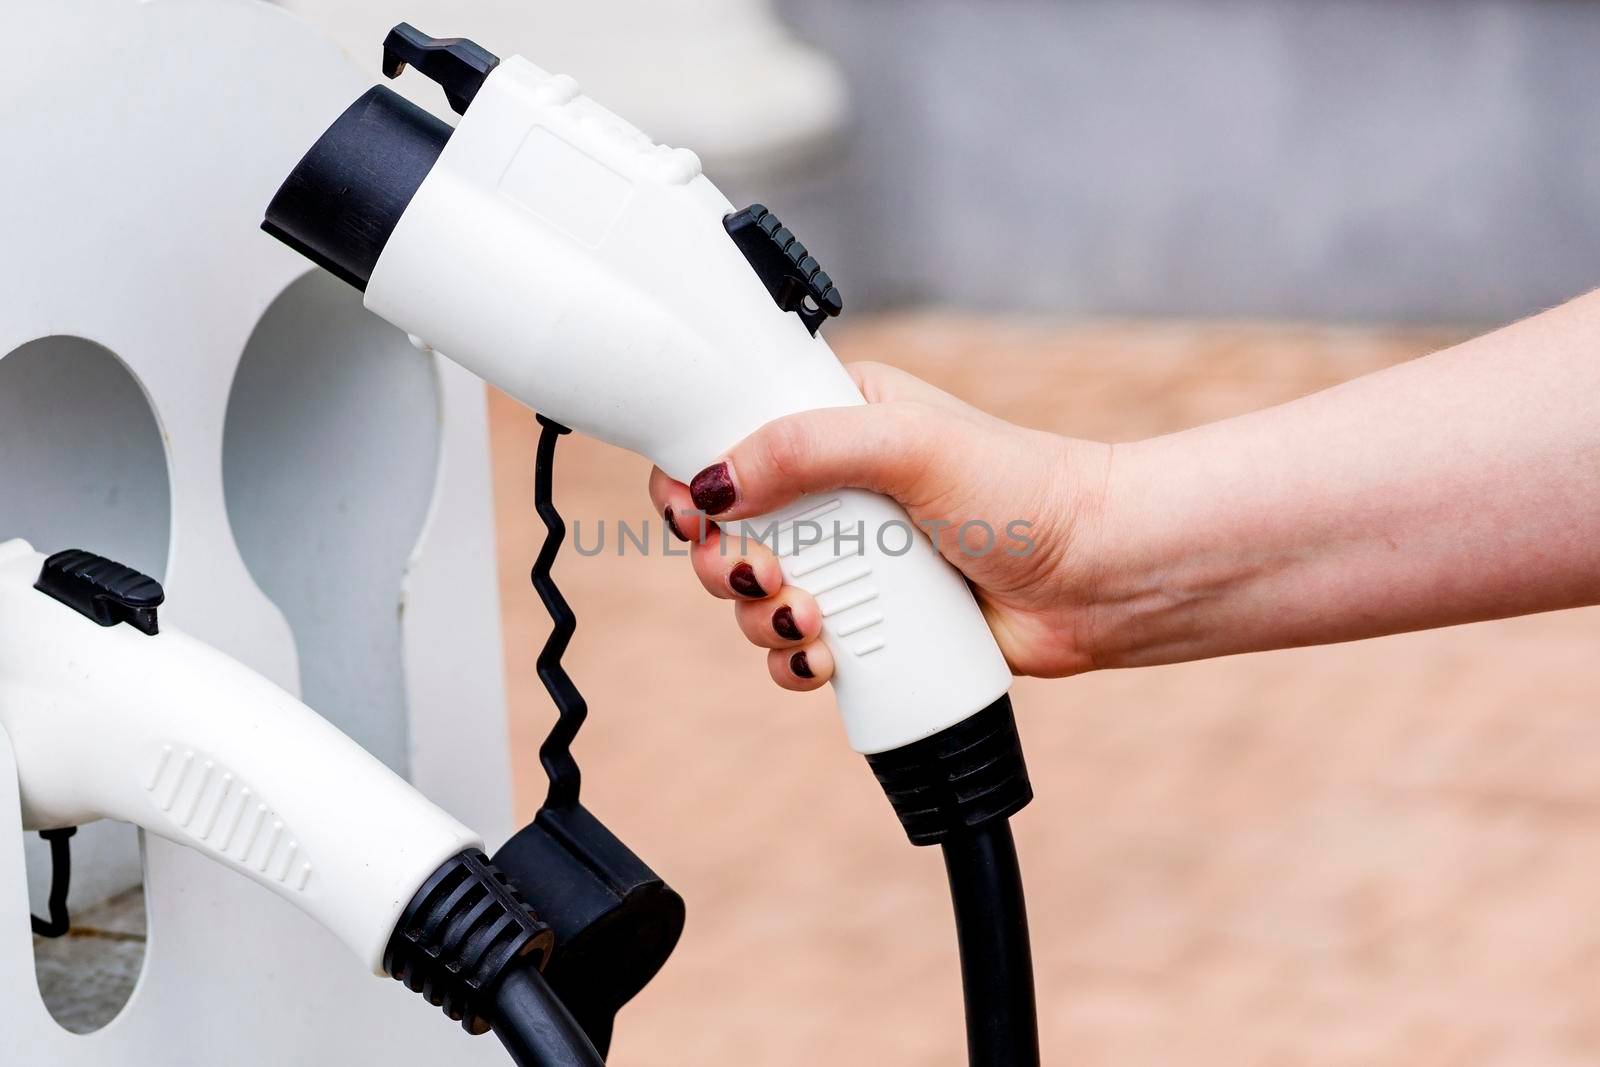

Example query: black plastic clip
[381,23,500,116]
[35,549,164,636]
[724,203,844,336]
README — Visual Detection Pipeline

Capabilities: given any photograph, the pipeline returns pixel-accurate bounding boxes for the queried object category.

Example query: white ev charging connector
[263,26,1039,1065]
[0,539,601,1067]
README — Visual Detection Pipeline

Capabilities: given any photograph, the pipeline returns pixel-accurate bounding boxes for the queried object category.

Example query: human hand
[647,361,1115,691]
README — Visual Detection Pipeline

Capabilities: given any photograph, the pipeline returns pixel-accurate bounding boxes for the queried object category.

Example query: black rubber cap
[384,849,554,1035]
[262,85,450,292]
[865,694,1033,846]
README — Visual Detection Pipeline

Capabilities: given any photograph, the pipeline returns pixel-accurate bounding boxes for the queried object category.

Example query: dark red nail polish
[690,462,736,514]
[729,561,766,598]
[790,650,814,679]
[772,605,802,641]
[664,505,689,543]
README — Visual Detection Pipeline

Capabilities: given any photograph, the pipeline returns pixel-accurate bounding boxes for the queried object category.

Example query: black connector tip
[262,85,450,292]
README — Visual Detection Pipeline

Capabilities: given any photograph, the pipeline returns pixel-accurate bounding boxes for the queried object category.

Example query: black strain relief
[383,849,555,1035]
[865,694,1033,846]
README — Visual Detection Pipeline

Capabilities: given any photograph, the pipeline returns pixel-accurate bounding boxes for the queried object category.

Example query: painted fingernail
[664,505,689,542]
[729,561,766,598]
[690,462,736,514]
[772,605,802,641]
[790,650,814,679]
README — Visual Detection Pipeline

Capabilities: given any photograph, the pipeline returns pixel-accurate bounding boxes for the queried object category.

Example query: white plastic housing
[0,540,480,973]
[366,58,1012,754]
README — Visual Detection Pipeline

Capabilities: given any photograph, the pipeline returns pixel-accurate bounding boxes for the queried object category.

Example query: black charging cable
[487,417,685,1056]
[384,847,603,1067]
[381,421,611,1067]
[525,415,1038,1065]
[513,417,1037,1066]
[30,827,76,938]
[943,822,1039,1067]
[530,416,584,809]
[868,696,1041,1066]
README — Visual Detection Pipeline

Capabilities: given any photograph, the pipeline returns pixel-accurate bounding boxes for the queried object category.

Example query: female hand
[655,291,1600,692]
[647,361,1115,691]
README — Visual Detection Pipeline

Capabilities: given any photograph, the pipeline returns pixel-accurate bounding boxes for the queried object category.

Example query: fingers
[649,466,714,544]
[650,362,967,696]
[683,523,834,689]
[686,401,944,522]
[735,585,822,649]
[848,360,974,412]
[688,526,785,602]
[767,641,833,691]
[656,365,968,527]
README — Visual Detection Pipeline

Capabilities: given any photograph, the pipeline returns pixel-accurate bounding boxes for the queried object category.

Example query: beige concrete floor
[32,887,146,1034]
[490,315,1600,1067]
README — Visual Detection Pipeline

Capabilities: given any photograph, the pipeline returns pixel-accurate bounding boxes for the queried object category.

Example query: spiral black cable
[382,415,612,1067]
[531,415,585,808]
[502,415,687,1057]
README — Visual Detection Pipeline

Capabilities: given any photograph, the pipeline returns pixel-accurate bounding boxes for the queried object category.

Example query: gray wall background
[770,0,1600,325]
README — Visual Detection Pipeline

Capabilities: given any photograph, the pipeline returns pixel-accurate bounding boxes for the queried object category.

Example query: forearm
[1086,292,1600,668]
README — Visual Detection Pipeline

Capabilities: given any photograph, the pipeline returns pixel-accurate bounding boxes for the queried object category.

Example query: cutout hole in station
[0,334,168,1033]
[223,270,443,775]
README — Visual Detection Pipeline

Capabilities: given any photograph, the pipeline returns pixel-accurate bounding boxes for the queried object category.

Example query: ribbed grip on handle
[749,488,1014,754]
[865,695,1032,845]
[384,848,556,1034]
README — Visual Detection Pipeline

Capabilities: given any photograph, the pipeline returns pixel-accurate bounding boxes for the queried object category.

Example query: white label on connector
[498,126,633,248]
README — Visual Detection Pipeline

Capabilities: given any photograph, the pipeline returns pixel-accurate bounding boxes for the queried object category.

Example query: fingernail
[690,462,736,514]
[729,561,766,598]
[664,505,689,543]
[772,605,802,641]
[790,650,814,679]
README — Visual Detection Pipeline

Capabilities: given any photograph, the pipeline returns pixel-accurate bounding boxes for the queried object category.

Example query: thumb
[687,401,949,521]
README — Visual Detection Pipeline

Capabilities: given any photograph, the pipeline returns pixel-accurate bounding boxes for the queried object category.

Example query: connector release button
[724,204,843,337]
[35,549,164,636]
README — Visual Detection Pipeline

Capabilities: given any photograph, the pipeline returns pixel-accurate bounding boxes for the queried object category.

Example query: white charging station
[0,0,513,1060]
[0,0,847,1060]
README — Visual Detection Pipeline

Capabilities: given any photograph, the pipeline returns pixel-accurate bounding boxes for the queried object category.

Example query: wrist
[1070,435,1216,671]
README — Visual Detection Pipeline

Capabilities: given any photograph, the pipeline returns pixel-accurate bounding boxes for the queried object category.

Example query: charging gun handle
[0,543,481,973]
